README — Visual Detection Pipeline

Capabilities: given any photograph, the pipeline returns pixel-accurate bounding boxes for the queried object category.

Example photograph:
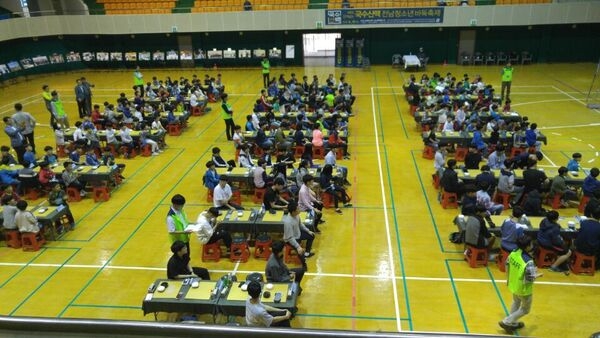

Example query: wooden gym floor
[0,63,598,336]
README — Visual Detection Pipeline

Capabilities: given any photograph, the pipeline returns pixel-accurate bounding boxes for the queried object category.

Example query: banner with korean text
[325,8,444,25]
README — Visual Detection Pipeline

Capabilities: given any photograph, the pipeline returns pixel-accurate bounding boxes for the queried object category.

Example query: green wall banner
[326,8,444,25]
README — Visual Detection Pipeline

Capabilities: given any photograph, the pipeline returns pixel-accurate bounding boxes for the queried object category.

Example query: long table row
[142,278,297,321]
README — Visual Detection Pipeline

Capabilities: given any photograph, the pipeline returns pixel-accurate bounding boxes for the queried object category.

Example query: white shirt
[73,128,85,142]
[324,151,336,166]
[190,93,198,107]
[245,298,273,327]
[213,183,232,207]
[120,127,133,143]
[105,129,117,143]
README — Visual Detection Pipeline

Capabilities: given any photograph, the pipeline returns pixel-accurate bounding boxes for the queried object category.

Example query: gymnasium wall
[0,3,599,79]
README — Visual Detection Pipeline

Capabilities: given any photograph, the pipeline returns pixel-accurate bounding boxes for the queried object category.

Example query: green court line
[68,304,406,321]
[296,313,404,321]
[485,268,511,318]
[409,150,446,252]
[373,73,413,329]
[382,145,414,330]
[0,248,48,288]
[56,147,190,317]
[58,144,217,318]
[385,71,409,139]
[9,248,80,316]
[443,259,469,333]
[70,304,141,310]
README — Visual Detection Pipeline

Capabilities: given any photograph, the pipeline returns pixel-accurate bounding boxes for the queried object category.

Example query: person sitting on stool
[266,240,305,296]
[167,240,210,280]
[245,280,292,327]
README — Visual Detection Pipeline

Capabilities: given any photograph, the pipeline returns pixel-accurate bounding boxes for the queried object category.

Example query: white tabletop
[402,55,421,69]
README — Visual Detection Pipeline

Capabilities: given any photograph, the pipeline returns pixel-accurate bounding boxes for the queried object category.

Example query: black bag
[449,231,465,244]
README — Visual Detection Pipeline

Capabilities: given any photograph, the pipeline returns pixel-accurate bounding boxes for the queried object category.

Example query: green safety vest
[133,72,144,86]
[168,209,190,244]
[53,99,66,117]
[221,102,233,120]
[506,249,533,296]
[261,60,270,74]
[502,67,514,82]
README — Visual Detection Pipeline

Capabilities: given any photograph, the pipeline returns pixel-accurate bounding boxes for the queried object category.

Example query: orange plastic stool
[192,106,204,116]
[56,145,68,158]
[320,192,334,208]
[206,189,214,203]
[284,243,302,265]
[493,192,512,210]
[141,144,153,157]
[546,193,562,210]
[432,173,440,189]
[66,187,82,202]
[497,248,510,272]
[167,123,182,136]
[254,234,272,260]
[441,190,458,209]
[230,238,250,262]
[253,146,265,157]
[422,146,435,159]
[579,195,591,213]
[93,185,110,202]
[570,251,595,275]
[454,147,468,162]
[509,146,524,158]
[535,246,557,268]
[293,145,305,158]
[231,190,242,205]
[253,188,266,204]
[24,187,41,201]
[464,245,488,268]
[202,241,222,262]
[313,146,325,160]
[4,230,22,248]
[21,232,46,251]
[119,146,136,159]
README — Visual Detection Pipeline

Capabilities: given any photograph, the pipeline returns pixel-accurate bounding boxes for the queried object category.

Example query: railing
[0,316,494,338]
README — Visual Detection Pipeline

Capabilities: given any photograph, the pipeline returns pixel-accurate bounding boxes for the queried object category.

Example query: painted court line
[2,262,598,288]
[371,86,402,332]
[552,85,600,114]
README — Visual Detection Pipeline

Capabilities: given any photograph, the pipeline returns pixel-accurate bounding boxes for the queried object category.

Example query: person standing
[11,103,36,153]
[166,194,194,257]
[74,78,87,119]
[41,85,56,126]
[500,62,513,104]
[261,57,270,89]
[221,93,235,141]
[499,235,543,333]
[133,66,144,97]
[3,116,26,165]
[81,77,94,117]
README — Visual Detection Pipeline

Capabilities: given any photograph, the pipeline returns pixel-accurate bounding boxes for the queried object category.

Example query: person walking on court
[133,66,144,97]
[221,93,235,141]
[11,103,36,153]
[261,57,270,89]
[500,62,513,104]
[499,235,543,333]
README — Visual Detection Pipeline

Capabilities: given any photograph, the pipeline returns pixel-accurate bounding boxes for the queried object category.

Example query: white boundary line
[2,262,598,288]
[370,86,402,332]
[552,85,600,114]
[539,123,600,130]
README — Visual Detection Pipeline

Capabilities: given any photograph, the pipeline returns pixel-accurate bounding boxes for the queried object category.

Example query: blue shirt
[583,175,600,196]
[525,129,537,146]
[44,154,58,165]
[471,130,485,150]
[501,218,524,251]
[85,153,100,166]
[566,159,580,172]
[23,151,36,167]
